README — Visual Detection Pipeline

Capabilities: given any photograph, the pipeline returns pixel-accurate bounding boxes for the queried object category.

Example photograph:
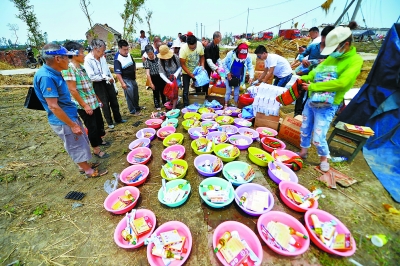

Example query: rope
[360,6,379,49]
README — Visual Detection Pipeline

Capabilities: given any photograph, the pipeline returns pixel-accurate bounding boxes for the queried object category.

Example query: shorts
[50,120,92,163]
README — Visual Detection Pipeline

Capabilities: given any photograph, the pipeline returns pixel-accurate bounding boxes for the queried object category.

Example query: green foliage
[106,32,114,49]
[33,204,48,216]
[3,204,16,214]
[145,9,153,41]
[50,169,63,179]
[10,0,44,48]
[121,0,145,41]
[130,48,141,58]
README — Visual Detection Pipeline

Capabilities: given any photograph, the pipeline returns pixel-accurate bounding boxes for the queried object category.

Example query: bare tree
[121,0,145,41]
[80,0,96,38]
[7,23,19,48]
[145,9,153,42]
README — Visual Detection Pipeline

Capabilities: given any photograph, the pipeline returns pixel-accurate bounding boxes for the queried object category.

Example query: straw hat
[321,26,352,55]
[158,45,174,59]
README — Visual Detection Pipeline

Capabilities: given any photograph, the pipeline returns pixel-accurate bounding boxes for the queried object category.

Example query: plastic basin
[199,177,234,208]
[136,128,156,141]
[234,118,252,128]
[279,181,319,212]
[182,119,199,131]
[156,126,176,140]
[191,138,214,155]
[257,211,310,256]
[228,134,253,150]
[268,161,298,184]
[128,138,150,150]
[162,144,186,161]
[162,118,178,128]
[113,209,156,249]
[213,221,263,266]
[150,111,166,120]
[104,186,140,215]
[238,127,259,141]
[188,127,208,140]
[146,221,192,266]
[201,121,218,132]
[183,112,201,120]
[215,110,224,116]
[217,125,239,136]
[157,179,191,207]
[166,109,180,119]
[261,137,286,153]
[256,127,278,139]
[194,154,223,177]
[206,131,228,145]
[201,113,217,121]
[120,164,150,186]
[145,118,163,129]
[271,149,300,169]
[238,113,254,122]
[160,159,188,180]
[215,115,234,125]
[198,107,215,114]
[213,143,240,162]
[163,133,184,147]
[126,147,152,165]
[238,93,254,106]
[304,209,356,256]
[234,183,274,216]
[225,107,241,117]
[223,161,255,186]
[164,101,173,110]
[248,147,274,167]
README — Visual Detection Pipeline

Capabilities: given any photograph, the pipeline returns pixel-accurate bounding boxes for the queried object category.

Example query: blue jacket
[298,43,327,62]
[223,50,254,85]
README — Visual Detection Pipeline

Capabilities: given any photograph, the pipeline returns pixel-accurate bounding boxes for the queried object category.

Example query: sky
[0,0,399,44]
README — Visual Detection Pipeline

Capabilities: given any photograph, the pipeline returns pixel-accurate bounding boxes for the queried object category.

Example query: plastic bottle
[330,157,348,163]
[239,192,248,206]
[214,231,232,253]
[178,180,188,189]
[200,184,222,191]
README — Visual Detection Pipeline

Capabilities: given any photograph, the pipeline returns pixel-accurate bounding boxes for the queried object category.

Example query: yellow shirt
[179,41,204,74]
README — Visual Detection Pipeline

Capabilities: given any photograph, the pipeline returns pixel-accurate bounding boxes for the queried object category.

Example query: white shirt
[264,54,292,78]
[84,52,113,82]
[310,36,321,45]
[138,36,149,50]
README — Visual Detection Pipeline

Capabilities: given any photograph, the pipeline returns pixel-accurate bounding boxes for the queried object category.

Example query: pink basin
[145,118,163,129]
[261,137,286,153]
[278,181,319,212]
[271,149,300,169]
[162,144,186,161]
[120,164,150,186]
[256,127,278,139]
[127,147,152,165]
[104,186,140,214]
[157,126,176,140]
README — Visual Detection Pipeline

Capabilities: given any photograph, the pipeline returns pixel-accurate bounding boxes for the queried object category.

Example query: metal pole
[246,8,249,35]
[204,25,206,38]
[201,23,203,38]
[334,0,356,26]
[351,0,362,22]
[219,20,220,32]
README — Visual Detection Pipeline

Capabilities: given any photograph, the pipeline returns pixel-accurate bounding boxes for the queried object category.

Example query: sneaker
[320,161,330,172]
[108,124,115,129]
[156,108,161,111]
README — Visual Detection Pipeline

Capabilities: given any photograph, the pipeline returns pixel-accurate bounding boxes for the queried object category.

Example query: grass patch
[33,204,48,216]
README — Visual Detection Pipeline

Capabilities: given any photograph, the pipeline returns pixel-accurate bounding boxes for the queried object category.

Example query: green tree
[121,0,145,41]
[106,32,114,49]
[10,0,44,48]
[145,8,153,42]
[80,0,97,38]
[7,23,19,48]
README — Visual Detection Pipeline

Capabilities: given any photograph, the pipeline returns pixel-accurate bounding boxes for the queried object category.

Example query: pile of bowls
[145,118,163,129]
[194,154,223,177]
[228,134,253,150]
[126,147,152,165]
[163,133,184,147]
[119,164,150,186]
[223,161,256,186]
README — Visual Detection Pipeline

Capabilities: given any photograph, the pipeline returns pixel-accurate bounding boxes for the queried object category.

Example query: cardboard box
[207,86,226,105]
[254,71,273,84]
[254,112,280,131]
[278,116,302,148]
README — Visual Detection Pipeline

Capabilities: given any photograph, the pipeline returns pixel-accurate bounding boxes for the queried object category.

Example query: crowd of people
[33,22,362,176]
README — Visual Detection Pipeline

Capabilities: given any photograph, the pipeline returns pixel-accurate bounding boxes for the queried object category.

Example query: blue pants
[273,74,293,87]
[300,100,338,156]
[123,78,140,114]
[225,79,240,103]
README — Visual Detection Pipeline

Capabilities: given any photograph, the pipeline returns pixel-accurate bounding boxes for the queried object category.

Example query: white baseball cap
[321,26,352,55]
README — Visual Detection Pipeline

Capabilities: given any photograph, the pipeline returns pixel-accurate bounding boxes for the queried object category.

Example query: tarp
[351,30,376,36]
[336,23,400,202]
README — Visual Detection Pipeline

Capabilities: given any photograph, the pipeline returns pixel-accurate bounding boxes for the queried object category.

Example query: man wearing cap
[254,45,293,88]
[204,31,222,78]
[33,43,108,178]
[297,22,362,172]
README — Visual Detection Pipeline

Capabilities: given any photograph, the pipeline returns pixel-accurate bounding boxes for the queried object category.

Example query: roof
[85,23,121,36]
[352,30,376,36]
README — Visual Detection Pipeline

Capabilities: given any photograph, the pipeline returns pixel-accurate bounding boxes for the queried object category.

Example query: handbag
[24,86,45,111]
[229,76,240,87]
[163,76,178,100]
[276,79,304,106]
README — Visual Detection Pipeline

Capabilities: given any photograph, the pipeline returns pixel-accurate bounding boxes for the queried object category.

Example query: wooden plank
[0,85,33,88]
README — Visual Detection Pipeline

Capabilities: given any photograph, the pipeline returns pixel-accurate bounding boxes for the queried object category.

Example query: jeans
[150,74,166,108]
[93,80,122,125]
[273,73,293,87]
[225,79,240,103]
[78,107,105,147]
[182,74,208,107]
[123,78,140,114]
[300,100,339,156]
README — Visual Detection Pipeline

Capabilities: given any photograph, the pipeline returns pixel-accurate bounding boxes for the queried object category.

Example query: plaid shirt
[62,62,99,110]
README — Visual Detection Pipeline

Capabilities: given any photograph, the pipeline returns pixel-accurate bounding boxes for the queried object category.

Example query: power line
[249,0,293,11]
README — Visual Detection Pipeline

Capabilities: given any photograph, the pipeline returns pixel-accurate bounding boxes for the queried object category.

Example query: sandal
[100,141,110,146]
[79,162,102,174]
[94,151,110,159]
[86,168,108,178]
[295,152,308,159]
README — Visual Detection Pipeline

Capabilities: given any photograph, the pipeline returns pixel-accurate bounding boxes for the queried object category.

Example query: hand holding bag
[163,76,178,100]
[24,86,45,111]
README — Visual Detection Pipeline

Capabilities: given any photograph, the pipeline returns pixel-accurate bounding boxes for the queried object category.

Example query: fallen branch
[2,246,17,264]
[337,189,378,216]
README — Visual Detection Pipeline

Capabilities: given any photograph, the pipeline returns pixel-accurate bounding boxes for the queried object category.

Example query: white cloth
[249,83,287,116]
[116,53,134,69]
[138,37,149,50]
[84,52,113,82]
[264,54,292,78]
[310,36,321,45]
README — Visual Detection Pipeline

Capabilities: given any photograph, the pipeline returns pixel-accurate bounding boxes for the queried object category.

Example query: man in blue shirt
[34,43,108,178]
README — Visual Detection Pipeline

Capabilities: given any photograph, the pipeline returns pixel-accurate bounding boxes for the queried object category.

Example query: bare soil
[0,67,399,266]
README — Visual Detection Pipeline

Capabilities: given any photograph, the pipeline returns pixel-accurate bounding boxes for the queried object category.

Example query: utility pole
[219,19,220,32]
[201,23,203,38]
[334,0,356,26]
[245,8,249,35]
[204,25,206,38]
[351,0,362,22]
[196,22,198,36]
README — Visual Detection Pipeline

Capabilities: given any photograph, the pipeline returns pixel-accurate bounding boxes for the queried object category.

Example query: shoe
[86,168,108,178]
[79,162,102,174]
[295,152,308,159]
[100,141,110,146]
[108,124,115,129]
[133,111,142,116]
[117,119,127,123]
[320,161,330,172]
[93,151,110,159]
[156,108,161,111]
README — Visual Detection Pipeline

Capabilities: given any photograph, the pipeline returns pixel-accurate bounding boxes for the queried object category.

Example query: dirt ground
[0,66,399,266]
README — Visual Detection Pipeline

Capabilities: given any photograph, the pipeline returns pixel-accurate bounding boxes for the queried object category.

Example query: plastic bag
[163,76,178,100]
[104,173,119,194]
[193,66,210,87]
[241,105,254,119]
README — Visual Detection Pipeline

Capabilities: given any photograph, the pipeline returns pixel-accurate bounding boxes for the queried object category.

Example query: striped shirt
[61,62,99,110]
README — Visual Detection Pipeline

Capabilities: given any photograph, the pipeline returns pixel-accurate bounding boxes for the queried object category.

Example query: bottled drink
[178,180,188,189]
[214,231,231,253]
[200,184,222,191]
[330,157,348,163]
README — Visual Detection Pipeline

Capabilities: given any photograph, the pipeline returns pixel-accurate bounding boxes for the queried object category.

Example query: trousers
[93,80,122,125]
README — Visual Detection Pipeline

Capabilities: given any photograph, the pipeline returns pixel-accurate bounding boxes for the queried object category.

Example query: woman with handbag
[222,39,254,108]
[297,22,363,172]
[158,45,182,110]
[143,45,166,110]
